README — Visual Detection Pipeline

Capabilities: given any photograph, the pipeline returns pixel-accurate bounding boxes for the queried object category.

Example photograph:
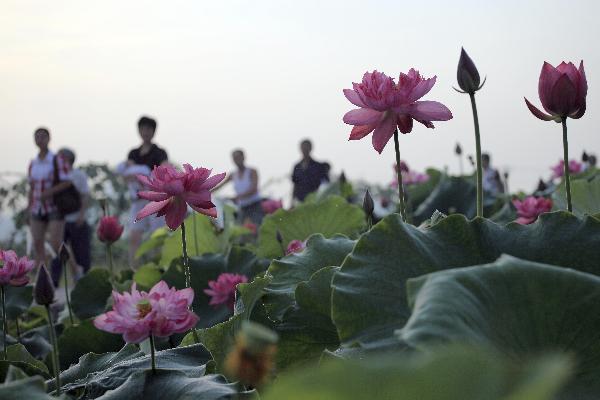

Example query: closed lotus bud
[536,179,548,193]
[455,143,462,155]
[339,171,347,185]
[97,216,124,244]
[363,190,374,217]
[582,151,589,162]
[224,321,278,388]
[34,265,55,306]
[467,155,475,167]
[275,229,283,245]
[59,242,70,265]
[456,48,483,94]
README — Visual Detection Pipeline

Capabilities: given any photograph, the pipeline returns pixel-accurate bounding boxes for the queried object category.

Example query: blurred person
[215,149,264,225]
[589,154,597,168]
[27,127,73,274]
[481,153,504,196]
[56,148,90,284]
[291,139,330,202]
[122,116,168,267]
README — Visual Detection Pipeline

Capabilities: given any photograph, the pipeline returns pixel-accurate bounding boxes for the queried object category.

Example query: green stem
[180,221,199,343]
[393,130,407,222]
[45,305,61,395]
[107,244,114,285]
[561,118,572,212]
[1,286,7,360]
[62,259,75,326]
[15,317,21,343]
[149,334,157,374]
[469,93,484,217]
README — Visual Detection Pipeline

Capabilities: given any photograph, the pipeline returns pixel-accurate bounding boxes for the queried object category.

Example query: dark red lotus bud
[34,265,55,306]
[456,48,484,94]
[455,143,462,156]
[97,216,124,244]
[362,189,374,217]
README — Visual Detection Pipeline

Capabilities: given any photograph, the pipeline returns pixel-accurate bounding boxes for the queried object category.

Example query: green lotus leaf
[398,255,600,399]
[553,173,600,217]
[0,375,56,400]
[71,268,113,320]
[257,196,365,259]
[3,285,33,320]
[331,212,600,347]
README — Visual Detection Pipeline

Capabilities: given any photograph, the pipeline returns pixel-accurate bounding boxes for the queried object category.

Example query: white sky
[1,0,599,198]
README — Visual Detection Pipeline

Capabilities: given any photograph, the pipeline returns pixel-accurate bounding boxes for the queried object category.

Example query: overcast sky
[1,0,598,198]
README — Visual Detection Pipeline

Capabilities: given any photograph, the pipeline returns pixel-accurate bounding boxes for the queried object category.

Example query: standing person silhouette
[291,139,330,203]
[120,116,168,268]
[27,127,73,273]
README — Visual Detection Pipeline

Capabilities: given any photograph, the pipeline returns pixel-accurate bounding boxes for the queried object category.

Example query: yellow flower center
[136,299,152,318]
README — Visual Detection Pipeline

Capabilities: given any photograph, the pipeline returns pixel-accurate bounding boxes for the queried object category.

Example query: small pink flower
[525,61,587,121]
[513,196,553,225]
[343,69,453,153]
[93,281,198,343]
[204,273,248,311]
[97,216,124,244]
[285,239,306,255]
[390,162,429,187]
[551,159,583,179]
[0,250,35,287]
[261,199,283,214]
[136,164,226,230]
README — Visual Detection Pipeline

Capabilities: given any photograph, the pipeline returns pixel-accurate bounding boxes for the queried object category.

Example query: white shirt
[64,168,90,223]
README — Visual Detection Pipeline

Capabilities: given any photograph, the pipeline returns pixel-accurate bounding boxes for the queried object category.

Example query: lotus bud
[536,179,548,193]
[362,190,374,218]
[456,48,484,94]
[339,171,347,185]
[34,265,55,306]
[59,243,70,265]
[582,151,589,163]
[454,143,462,156]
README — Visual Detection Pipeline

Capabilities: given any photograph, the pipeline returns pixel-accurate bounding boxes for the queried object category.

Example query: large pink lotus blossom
[204,273,248,311]
[551,159,583,179]
[261,199,283,214]
[136,164,226,230]
[525,61,587,121]
[285,239,306,255]
[97,216,124,244]
[0,250,35,287]
[513,196,553,225]
[343,70,453,153]
[94,281,198,343]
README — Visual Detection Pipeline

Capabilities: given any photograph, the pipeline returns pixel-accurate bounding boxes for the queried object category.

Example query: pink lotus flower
[204,273,248,311]
[391,162,429,187]
[0,250,35,287]
[97,216,124,244]
[136,164,226,230]
[285,239,306,255]
[513,196,553,225]
[525,61,587,121]
[261,199,283,214]
[394,161,410,173]
[551,159,583,179]
[343,69,453,153]
[94,281,198,343]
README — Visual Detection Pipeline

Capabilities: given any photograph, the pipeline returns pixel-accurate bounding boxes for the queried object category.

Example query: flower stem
[180,221,199,343]
[469,93,484,217]
[149,334,157,374]
[62,258,75,326]
[106,244,114,285]
[15,317,21,343]
[393,130,407,222]
[1,286,7,360]
[561,118,573,212]
[45,305,61,395]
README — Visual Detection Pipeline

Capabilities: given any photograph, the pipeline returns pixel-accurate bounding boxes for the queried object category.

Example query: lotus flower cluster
[204,273,248,311]
[97,216,124,244]
[94,281,198,343]
[286,239,306,255]
[391,162,429,187]
[551,159,583,179]
[0,250,35,287]
[525,61,587,121]
[261,199,283,214]
[343,69,453,153]
[136,164,226,230]
[513,196,553,225]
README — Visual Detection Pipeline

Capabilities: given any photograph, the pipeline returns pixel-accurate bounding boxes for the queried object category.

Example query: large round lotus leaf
[398,256,600,399]
[263,234,355,321]
[71,268,113,320]
[553,173,600,217]
[3,285,33,320]
[257,196,365,259]
[97,369,253,400]
[263,345,570,400]
[162,246,268,328]
[413,175,477,223]
[0,376,56,400]
[405,168,442,210]
[331,211,600,346]
[55,343,213,398]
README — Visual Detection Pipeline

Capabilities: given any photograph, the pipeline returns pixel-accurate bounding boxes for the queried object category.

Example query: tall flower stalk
[59,244,75,326]
[455,48,486,217]
[97,216,124,284]
[1,285,7,360]
[525,60,587,212]
[342,69,452,223]
[35,265,60,395]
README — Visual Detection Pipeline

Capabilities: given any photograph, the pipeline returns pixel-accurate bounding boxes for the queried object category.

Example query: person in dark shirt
[124,116,168,267]
[291,139,330,202]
